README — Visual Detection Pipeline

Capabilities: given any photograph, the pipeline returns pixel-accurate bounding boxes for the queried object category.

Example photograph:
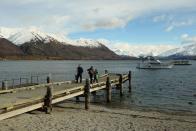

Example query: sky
[0,0,196,49]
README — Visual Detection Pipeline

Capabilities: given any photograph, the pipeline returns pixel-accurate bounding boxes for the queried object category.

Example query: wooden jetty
[0,71,131,121]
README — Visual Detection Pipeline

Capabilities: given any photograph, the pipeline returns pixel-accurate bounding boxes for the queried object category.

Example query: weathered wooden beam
[0,88,85,121]
[91,91,96,96]
[0,73,121,121]
[0,80,73,95]
[43,76,53,114]
[84,79,90,110]
[52,91,84,104]
[46,75,51,83]
[0,76,119,109]
[0,102,43,121]
[43,85,53,114]
[0,73,117,95]
[119,74,123,97]
[106,76,111,103]
[128,71,132,92]
[76,96,80,102]
[2,81,8,90]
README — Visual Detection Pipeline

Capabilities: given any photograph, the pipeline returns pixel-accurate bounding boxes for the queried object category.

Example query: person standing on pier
[94,69,99,83]
[87,66,94,84]
[76,64,83,83]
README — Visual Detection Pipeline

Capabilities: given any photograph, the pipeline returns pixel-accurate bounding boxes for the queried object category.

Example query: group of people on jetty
[75,64,99,84]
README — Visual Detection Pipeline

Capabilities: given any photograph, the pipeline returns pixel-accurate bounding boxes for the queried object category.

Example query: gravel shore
[0,102,196,131]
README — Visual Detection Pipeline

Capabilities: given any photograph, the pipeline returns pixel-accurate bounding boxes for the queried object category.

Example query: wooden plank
[90,85,106,92]
[0,73,116,94]
[0,76,121,109]
[0,73,127,121]
[0,102,43,121]
[52,91,84,104]
[0,80,73,94]
[0,90,84,121]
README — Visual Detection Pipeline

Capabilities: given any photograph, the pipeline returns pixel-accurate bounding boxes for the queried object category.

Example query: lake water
[0,60,196,112]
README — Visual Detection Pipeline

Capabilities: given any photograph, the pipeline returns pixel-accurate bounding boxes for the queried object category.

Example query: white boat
[136,56,173,69]
[173,60,192,65]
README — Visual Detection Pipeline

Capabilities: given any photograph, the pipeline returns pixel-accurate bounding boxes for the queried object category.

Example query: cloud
[0,0,196,34]
[165,20,194,32]
[153,14,195,32]
[181,34,196,44]
[82,17,130,31]
[153,15,167,22]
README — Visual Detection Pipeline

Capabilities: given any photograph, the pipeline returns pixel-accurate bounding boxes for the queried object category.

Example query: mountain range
[111,42,196,59]
[159,43,196,59]
[0,28,123,60]
[0,27,196,60]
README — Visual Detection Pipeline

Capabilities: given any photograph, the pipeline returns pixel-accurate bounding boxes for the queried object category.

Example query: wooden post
[43,76,53,114]
[2,81,8,90]
[84,79,90,110]
[19,78,22,86]
[44,85,53,114]
[31,76,33,84]
[76,96,80,102]
[128,71,132,92]
[119,74,123,97]
[12,79,14,89]
[26,78,29,84]
[46,75,51,83]
[36,76,39,84]
[106,76,111,103]
[92,91,96,96]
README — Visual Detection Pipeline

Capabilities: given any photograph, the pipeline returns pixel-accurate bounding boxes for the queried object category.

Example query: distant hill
[0,38,24,57]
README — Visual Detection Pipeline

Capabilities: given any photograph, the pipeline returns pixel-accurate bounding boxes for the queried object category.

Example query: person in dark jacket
[87,66,94,84]
[76,64,83,83]
[93,69,99,83]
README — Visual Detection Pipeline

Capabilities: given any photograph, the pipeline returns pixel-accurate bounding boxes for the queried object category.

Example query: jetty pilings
[106,76,111,103]
[44,75,53,113]
[2,81,8,90]
[0,71,131,121]
[84,79,90,110]
[128,71,132,92]
[119,74,123,97]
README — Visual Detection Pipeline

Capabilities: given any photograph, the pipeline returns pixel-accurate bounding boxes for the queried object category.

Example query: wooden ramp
[0,72,131,121]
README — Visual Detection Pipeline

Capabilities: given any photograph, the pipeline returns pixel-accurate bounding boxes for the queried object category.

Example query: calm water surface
[0,60,196,112]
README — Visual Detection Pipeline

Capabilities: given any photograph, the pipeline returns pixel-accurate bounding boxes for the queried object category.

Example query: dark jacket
[77,66,83,75]
[87,67,94,75]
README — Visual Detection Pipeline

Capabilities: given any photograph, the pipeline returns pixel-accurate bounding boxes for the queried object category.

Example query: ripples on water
[0,60,196,112]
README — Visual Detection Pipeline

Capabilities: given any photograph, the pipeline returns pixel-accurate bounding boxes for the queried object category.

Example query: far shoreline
[0,56,138,61]
[1,56,195,61]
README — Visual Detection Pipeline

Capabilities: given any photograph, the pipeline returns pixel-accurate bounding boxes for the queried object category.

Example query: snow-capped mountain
[0,27,181,58]
[160,43,196,57]
[0,27,102,48]
[0,27,54,45]
[0,27,120,60]
[112,48,134,56]
[111,44,176,57]
[75,39,102,47]
[0,27,19,38]
[8,31,52,45]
